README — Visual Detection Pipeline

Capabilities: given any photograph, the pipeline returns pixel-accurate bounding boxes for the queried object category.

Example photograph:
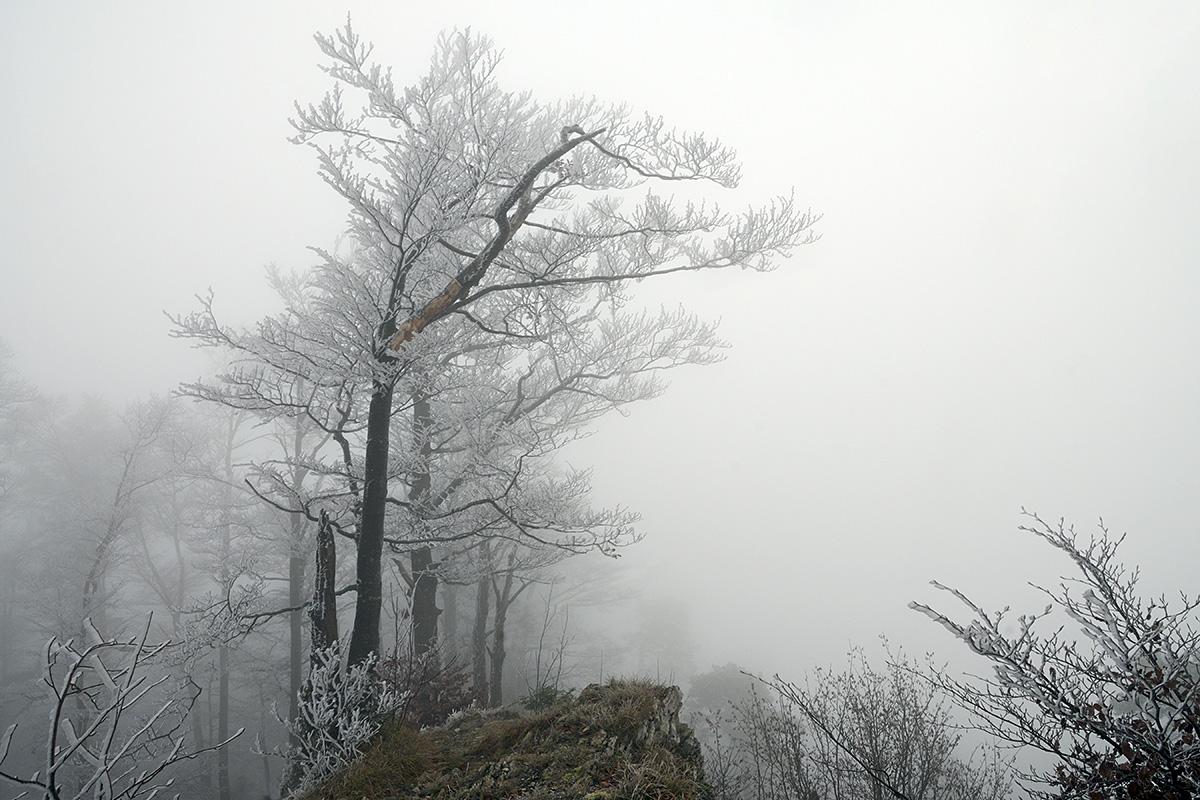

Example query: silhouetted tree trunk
[488,551,536,707]
[488,587,508,708]
[472,543,492,701]
[310,510,339,656]
[442,582,459,663]
[348,380,393,667]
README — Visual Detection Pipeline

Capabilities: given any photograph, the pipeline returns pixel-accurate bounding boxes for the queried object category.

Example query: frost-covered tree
[690,652,1012,800]
[173,22,818,670]
[912,512,1200,799]
[0,617,240,800]
[278,639,401,798]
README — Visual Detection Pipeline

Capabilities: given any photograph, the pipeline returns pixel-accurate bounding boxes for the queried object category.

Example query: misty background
[2,0,1199,780]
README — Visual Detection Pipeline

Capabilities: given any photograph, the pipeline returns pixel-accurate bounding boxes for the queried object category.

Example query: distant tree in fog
[913,512,1200,800]
[172,21,818,672]
[0,342,40,686]
[691,651,1012,800]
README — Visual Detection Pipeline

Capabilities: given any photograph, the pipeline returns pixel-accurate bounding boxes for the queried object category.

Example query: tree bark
[310,510,339,656]
[442,581,459,663]
[348,379,393,667]
[489,588,509,708]
[411,547,439,656]
[409,391,439,657]
[471,545,491,701]
[489,558,515,708]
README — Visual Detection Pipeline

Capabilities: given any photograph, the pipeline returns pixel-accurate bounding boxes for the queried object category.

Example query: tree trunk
[471,549,491,701]
[488,558,515,708]
[409,391,439,657]
[287,420,311,745]
[258,691,273,798]
[310,510,339,657]
[217,641,231,800]
[348,379,393,668]
[489,591,509,708]
[80,519,119,640]
[442,581,459,663]
[287,549,304,745]
[189,694,213,799]
[411,547,438,657]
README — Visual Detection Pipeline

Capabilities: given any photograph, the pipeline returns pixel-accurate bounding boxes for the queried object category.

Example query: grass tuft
[296,722,434,800]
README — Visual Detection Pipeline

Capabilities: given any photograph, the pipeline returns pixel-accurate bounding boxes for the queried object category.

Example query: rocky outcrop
[304,680,710,800]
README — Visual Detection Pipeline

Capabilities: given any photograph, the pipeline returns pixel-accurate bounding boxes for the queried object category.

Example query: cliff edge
[302,679,710,800]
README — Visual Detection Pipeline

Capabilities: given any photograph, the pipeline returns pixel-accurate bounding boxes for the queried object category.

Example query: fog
[2,2,1199,797]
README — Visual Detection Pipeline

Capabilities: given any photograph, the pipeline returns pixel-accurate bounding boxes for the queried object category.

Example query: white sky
[2,1,1199,677]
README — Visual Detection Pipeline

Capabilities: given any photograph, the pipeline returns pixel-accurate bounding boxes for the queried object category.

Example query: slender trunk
[348,380,393,667]
[287,418,311,742]
[409,392,439,656]
[288,550,304,744]
[489,591,510,708]
[489,560,515,708]
[217,641,231,800]
[259,691,273,798]
[471,546,491,700]
[410,547,438,657]
[442,582,458,663]
[189,694,213,799]
[80,520,119,640]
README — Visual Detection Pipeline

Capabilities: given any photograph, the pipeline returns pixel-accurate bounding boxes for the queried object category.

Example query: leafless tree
[173,22,818,670]
[0,616,240,800]
[690,651,1011,800]
[912,512,1200,799]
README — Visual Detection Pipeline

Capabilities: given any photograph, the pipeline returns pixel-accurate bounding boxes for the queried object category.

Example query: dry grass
[295,723,434,800]
[296,678,708,800]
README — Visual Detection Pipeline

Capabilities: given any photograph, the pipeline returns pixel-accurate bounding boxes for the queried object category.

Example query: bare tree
[174,23,817,672]
[912,512,1200,799]
[0,617,240,800]
[691,652,1011,800]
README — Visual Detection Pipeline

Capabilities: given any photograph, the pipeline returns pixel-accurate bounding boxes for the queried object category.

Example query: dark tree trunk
[489,558,515,708]
[411,547,439,656]
[471,547,491,701]
[442,581,459,663]
[310,510,339,657]
[489,589,509,708]
[348,379,393,668]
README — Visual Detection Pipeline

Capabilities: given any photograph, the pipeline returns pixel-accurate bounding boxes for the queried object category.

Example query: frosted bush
[281,640,404,798]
